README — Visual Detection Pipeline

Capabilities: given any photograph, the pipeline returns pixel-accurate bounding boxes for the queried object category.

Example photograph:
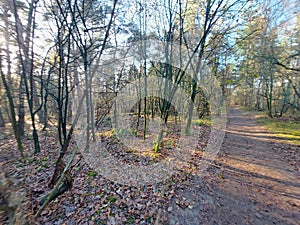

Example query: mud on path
[168,108,300,225]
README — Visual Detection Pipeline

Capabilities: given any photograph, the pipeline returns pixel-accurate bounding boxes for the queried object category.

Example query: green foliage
[196,120,203,126]
[88,170,97,177]
[107,195,117,203]
[125,215,135,224]
[145,215,152,223]
[193,117,211,126]
[42,163,49,168]
[226,79,234,84]
[153,141,160,153]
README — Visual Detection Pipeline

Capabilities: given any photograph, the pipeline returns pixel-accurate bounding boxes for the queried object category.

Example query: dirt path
[168,108,300,225]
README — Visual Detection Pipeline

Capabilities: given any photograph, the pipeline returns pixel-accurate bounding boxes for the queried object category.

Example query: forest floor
[0,107,299,224]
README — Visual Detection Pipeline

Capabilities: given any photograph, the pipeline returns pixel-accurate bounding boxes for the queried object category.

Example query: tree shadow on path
[167,107,300,225]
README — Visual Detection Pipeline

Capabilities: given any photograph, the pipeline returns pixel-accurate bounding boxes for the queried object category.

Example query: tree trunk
[0,108,5,127]
[11,0,41,153]
[143,77,147,140]
[185,79,197,135]
[0,59,23,157]
[18,74,25,137]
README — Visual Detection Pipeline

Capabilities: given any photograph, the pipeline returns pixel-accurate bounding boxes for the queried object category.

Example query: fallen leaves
[0,122,211,225]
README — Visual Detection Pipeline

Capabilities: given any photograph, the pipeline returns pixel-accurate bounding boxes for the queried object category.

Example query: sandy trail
[168,108,300,225]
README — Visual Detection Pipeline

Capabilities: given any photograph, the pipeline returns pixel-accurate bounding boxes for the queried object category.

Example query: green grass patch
[193,116,211,126]
[255,113,300,145]
[125,215,135,224]
[88,170,97,177]
[107,195,117,203]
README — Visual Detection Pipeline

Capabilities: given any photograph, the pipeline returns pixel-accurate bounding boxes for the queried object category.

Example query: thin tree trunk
[0,108,5,127]
[0,58,23,157]
[185,78,197,135]
[143,62,147,140]
[17,75,25,137]
[11,0,41,153]
[50,0,118,188]
[2,2,24,136]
